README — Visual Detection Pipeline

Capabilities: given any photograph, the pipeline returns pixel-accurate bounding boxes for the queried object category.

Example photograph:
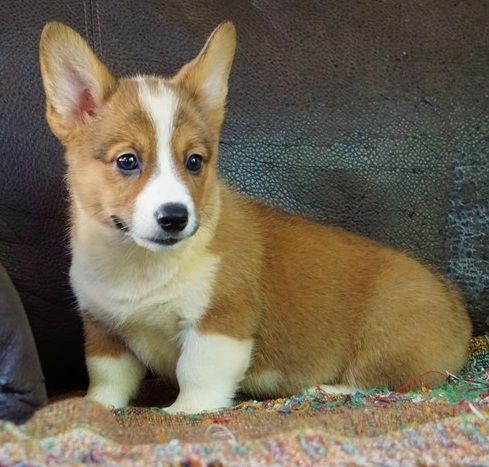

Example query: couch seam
[94,0,103,55]
[83,0,95,50]
[87,0,102,55]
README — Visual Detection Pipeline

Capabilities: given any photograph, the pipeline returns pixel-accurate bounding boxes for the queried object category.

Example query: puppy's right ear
[39,22,117,141]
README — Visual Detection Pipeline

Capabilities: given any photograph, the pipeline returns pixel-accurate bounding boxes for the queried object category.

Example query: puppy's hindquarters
[342,255,471,390]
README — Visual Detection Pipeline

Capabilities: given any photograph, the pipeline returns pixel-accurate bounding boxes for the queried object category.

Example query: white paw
[162,397,230,415]
[86,386,129,410]
[84,354,145,410]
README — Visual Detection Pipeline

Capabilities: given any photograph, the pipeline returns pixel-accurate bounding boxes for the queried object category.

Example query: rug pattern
[1,336,489,465]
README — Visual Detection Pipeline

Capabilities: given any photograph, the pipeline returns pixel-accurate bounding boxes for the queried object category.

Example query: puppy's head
[39,21,236,251]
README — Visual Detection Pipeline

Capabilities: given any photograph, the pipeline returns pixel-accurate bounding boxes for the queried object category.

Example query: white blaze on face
[132,80,197,250]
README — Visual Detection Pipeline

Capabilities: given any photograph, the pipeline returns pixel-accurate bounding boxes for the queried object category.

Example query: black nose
[154,203,188,233]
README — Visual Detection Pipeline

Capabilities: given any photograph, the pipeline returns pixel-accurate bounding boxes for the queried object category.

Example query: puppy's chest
[71,247,220,373]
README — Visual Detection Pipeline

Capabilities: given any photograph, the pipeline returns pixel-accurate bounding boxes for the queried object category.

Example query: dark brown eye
[185,154,203,173]
[116,153,140,174]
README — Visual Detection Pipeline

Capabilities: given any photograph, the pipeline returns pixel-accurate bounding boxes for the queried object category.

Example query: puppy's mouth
[145,223,198,247]
[148,237,180,246]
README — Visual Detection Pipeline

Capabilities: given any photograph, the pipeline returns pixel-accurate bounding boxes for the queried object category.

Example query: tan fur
[80,311,127,357]
[67,80,160,230]
[40,21,472,405]
[208,190,471,394]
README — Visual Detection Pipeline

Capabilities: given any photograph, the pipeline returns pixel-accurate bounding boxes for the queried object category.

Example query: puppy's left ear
[39,22,117,141]
[175,22,236,123]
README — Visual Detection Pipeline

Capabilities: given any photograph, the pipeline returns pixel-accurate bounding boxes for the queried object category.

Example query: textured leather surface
[0,263,47,423]
[0,0,487,392]
[0,1,88,392]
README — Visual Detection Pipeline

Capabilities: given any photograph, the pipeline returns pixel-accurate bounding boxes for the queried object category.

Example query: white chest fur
[70,219,220,377]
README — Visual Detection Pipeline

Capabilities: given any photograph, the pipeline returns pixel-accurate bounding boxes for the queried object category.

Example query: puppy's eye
[116,153,140,174]
[185,154,203,174]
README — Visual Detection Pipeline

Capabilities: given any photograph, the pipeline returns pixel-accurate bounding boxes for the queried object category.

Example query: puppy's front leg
[82,311,145,409]
[166,328,253,414]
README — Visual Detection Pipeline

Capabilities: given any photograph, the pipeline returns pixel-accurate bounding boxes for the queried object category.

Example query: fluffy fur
[39,21,472,414]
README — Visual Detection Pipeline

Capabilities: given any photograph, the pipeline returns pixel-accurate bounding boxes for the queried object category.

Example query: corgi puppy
[39,21,472,414]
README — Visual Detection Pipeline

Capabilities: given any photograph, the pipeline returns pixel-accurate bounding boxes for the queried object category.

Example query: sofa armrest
[0,263,47,423]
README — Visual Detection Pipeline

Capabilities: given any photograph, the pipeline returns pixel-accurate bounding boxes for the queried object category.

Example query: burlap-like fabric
[1,336,489,465]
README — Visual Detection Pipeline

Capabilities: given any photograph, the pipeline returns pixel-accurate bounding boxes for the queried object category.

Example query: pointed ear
[175,22,236,117]
[39,22,117,141]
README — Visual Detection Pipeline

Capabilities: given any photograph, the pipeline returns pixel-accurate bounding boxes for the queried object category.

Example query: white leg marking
[165,329,253,414]
[85,354,146,409]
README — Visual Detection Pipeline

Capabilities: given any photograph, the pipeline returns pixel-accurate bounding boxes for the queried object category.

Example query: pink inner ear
[79,88,96,117]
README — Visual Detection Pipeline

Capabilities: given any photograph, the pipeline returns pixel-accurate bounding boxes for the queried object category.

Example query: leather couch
[0,264,47,423]
[0,1,487,418]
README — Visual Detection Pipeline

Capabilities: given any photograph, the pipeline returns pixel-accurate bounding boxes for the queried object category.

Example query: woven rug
[1,336,489,466]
